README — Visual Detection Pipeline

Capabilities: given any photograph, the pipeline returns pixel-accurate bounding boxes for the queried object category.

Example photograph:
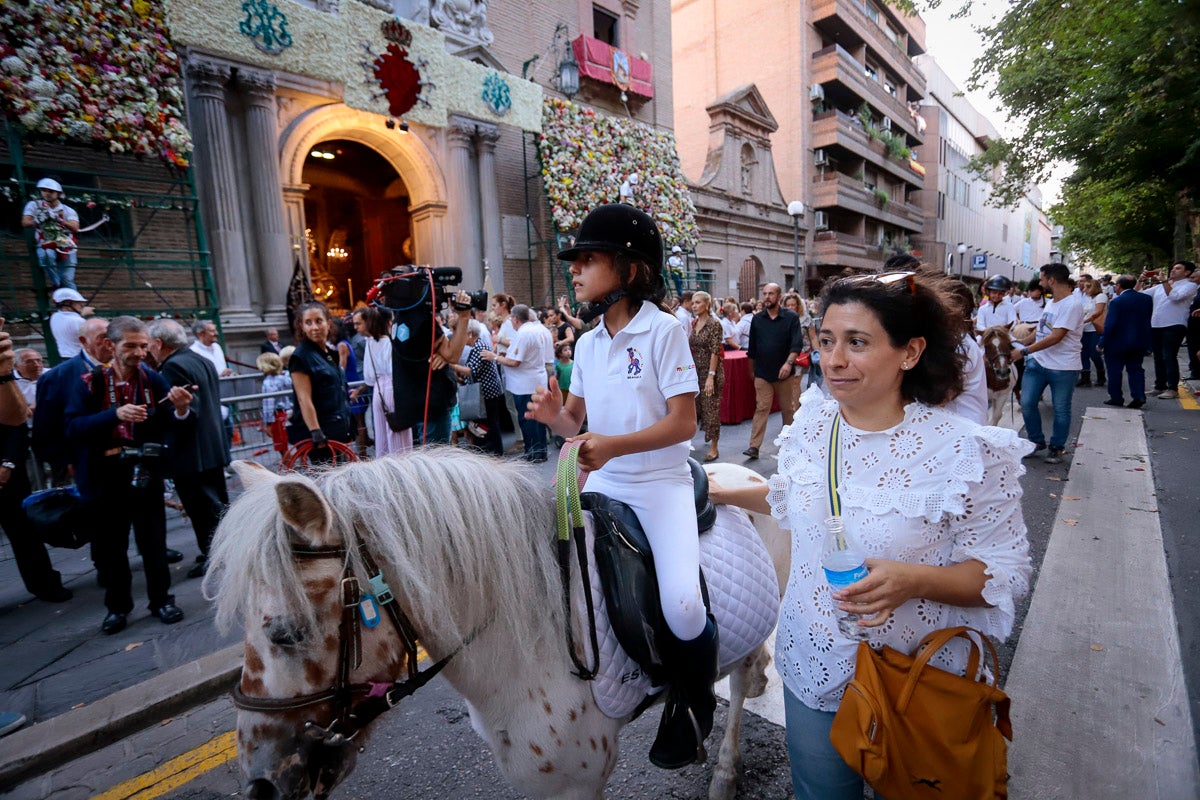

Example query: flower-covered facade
[0,0,192,166]
[538,98,699,249]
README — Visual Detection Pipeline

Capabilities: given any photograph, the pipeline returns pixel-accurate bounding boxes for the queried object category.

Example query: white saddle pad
[580,505,781,719]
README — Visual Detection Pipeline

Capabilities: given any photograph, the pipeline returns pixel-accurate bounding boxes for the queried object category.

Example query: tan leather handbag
[830,626,1012,799]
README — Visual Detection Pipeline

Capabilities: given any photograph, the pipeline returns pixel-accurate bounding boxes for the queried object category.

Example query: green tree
[962,0,1200,265]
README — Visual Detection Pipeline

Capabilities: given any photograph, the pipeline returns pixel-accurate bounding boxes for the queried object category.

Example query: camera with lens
[120,442,165,489]
[369,266,488,313]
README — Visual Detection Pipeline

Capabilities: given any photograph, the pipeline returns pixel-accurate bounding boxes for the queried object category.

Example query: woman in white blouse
[710,270,1032,800]
[353,306,412,456]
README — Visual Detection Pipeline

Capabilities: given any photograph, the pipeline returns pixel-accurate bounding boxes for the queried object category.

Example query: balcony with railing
[811,0,926,97]
[810,171,923,232]
[811,44,922,142]
[811,230,884,271]
[810,109,926,189]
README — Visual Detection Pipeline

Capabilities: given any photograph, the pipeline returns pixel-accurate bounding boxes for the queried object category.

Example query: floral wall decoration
[538,98,699,248]
[0,0,193,166]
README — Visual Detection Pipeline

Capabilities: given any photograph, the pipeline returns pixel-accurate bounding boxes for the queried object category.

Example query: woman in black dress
[287,301,352,460]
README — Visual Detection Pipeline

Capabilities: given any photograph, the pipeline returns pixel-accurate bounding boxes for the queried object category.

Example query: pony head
[980,325,1014,388]
[204,453,561,800]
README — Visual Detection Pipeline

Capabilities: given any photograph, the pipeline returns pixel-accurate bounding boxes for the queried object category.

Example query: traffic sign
[971,253,988,271]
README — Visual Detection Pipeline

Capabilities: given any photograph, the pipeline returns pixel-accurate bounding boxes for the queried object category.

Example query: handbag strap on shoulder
[827,413,842,519]
[897,626,1002,712]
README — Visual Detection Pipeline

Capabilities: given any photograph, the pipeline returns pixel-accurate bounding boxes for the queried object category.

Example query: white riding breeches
[583,465,706,641]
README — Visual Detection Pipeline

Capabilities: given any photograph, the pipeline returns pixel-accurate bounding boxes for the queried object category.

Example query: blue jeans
[513,393,547,459]
[1020,357,1077,450]
[1150,325,1186,391]
[1080,330,1102,375]
[37,247,76,289]
[784,685,873,800]
[1104,350,1146,403]
[412,412,451,446]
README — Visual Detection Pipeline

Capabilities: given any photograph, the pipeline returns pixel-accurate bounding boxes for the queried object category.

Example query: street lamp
[957,242,967,277]
[788,200,805,293]
[521,22,580,100]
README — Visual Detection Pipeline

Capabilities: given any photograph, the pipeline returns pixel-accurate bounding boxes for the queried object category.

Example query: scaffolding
[1,122,218,363]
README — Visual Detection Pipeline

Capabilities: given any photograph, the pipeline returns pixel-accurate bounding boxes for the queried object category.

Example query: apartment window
[593,6,619,46]
[864,62,879,82]
[937,191,946,220]
[864,1,881,23]
[883,79,897,98]
[938,137,947,166]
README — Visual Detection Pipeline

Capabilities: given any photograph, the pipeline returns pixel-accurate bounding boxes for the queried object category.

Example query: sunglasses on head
[843,270,917,295]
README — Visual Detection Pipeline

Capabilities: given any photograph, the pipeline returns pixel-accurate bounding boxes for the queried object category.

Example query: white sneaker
[1158,390,1178,399]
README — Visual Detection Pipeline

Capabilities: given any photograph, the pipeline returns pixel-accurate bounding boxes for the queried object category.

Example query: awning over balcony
[572,35,654,99]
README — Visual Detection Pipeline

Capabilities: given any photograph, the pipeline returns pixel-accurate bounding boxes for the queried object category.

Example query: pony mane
[205,449,563,666]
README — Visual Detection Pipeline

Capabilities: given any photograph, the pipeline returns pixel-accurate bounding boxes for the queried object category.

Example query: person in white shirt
[735,301,753,349]
[673,291,693,333]
[1137,260,1199,398]
[21,178,80,290]
[48,288,90,360]
[944,282,988,425]
[975,275,1017,333]
[525,204,711,770]
[489,293,521,446]
[1012,283,1046,324]
[188,321,232,377]
[1011,263,1085,463]
[481,305,549,461]
[719,302,740,349]
[14,349,43,420]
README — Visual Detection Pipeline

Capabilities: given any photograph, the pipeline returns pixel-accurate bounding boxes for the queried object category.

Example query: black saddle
[581,458,717,688]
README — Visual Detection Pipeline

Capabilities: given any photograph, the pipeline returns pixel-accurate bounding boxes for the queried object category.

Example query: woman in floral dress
[689,291,724,462]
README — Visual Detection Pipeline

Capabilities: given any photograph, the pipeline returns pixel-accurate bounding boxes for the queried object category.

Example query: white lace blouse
[768,386,1034,711]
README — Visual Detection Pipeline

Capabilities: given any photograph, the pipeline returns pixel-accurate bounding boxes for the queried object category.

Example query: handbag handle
[896,626,1001,713]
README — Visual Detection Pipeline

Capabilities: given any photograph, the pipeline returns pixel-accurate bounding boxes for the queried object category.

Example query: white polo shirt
[505,322,549,395]
[50,309,84,358]
[975,300,1016,332]
[569,300,699,478]
[1012,297,1045,323]
[1031,293,1084,371]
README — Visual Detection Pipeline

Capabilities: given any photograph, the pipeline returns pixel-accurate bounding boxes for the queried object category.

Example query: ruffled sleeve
[767,385,836,530]
[948,424,1035,640]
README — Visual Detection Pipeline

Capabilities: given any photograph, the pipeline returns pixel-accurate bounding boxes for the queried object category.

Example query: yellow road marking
[90,649,430,799]
[92,730,237,800]
[1179,388,1199,411]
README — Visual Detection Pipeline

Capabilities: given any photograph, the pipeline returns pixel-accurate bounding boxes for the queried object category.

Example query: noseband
[230,540,458,743]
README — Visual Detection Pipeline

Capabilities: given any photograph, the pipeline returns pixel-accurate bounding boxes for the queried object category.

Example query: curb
[0,644,243,788]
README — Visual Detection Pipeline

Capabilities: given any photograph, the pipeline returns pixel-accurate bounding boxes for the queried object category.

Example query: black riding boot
[1077,371,1092,387]
[649,616,719,769]
[1096,365,1107,383]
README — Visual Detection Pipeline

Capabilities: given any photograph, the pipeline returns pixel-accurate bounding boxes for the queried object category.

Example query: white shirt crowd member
[190,338,229,374]
[975,299,1016,332]
[735,314,752,350]
[50,309,84,358]
[1012,295,1045,323]
[1146,280,1199,329]
[1031,293,1085,370]
[768,387,1032,711]
[504,322,550,396]
[944,333,988,425]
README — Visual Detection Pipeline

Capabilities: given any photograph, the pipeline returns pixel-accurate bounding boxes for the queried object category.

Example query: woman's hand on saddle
[526,375,563,425]
[832,558,920,629]
[567,432,617,472]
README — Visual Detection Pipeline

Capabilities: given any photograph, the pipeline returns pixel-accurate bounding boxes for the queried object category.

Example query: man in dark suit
[259,327,282,355]
[148,319,230,579]
[33,317,112,483]
[1097,274,1153,408]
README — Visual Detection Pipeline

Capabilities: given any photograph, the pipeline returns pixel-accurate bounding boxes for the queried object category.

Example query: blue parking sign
[971,253,988,271]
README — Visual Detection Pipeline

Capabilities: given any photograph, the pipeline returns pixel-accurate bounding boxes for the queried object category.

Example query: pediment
[705,84,778,135]
[452,44,508,74]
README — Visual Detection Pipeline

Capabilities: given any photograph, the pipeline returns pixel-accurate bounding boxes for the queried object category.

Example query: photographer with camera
[370,268,475,445]
[65,317,192,635]
[1137,261,1199,398]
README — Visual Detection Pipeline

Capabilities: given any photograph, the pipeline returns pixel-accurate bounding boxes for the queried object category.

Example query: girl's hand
[567,432,617,471]
[526,375,563,424]
[832,558,920,629]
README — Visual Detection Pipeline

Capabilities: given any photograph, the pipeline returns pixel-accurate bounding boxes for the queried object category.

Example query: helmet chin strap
[578,290,627,324]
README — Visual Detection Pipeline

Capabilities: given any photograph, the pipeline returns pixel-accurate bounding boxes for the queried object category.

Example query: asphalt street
[1,375,1196,799]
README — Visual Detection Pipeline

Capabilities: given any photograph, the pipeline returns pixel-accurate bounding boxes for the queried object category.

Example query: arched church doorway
[301,138,411,310]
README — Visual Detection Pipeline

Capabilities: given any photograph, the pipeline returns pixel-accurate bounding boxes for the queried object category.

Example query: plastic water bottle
[821,516,868,640]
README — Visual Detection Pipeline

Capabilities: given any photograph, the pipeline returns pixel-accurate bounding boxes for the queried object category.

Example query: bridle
[230,538,461,745]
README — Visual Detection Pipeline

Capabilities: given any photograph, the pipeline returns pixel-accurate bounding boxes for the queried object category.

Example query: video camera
[368,266,488,314]
[119,442,165,489]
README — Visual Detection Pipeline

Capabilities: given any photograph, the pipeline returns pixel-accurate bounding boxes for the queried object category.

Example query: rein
[556,442,600,680]
[230,537,463,741]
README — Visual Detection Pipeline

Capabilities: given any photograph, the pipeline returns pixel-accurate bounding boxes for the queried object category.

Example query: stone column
[475,123,503,292]
[447,116,481,284]
[236,69,292,318]
[185,57,254,319]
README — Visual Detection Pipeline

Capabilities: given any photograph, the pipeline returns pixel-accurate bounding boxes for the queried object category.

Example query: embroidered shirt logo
[625,347,644,377]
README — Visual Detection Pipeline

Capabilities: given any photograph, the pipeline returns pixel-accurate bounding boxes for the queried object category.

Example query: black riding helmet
[557,203,665,274]
[558,204,666,322]
[984,274,1012,292]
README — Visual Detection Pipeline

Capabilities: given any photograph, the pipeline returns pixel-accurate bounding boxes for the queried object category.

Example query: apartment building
[673,0,929,290]
[912,55,1050,285]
